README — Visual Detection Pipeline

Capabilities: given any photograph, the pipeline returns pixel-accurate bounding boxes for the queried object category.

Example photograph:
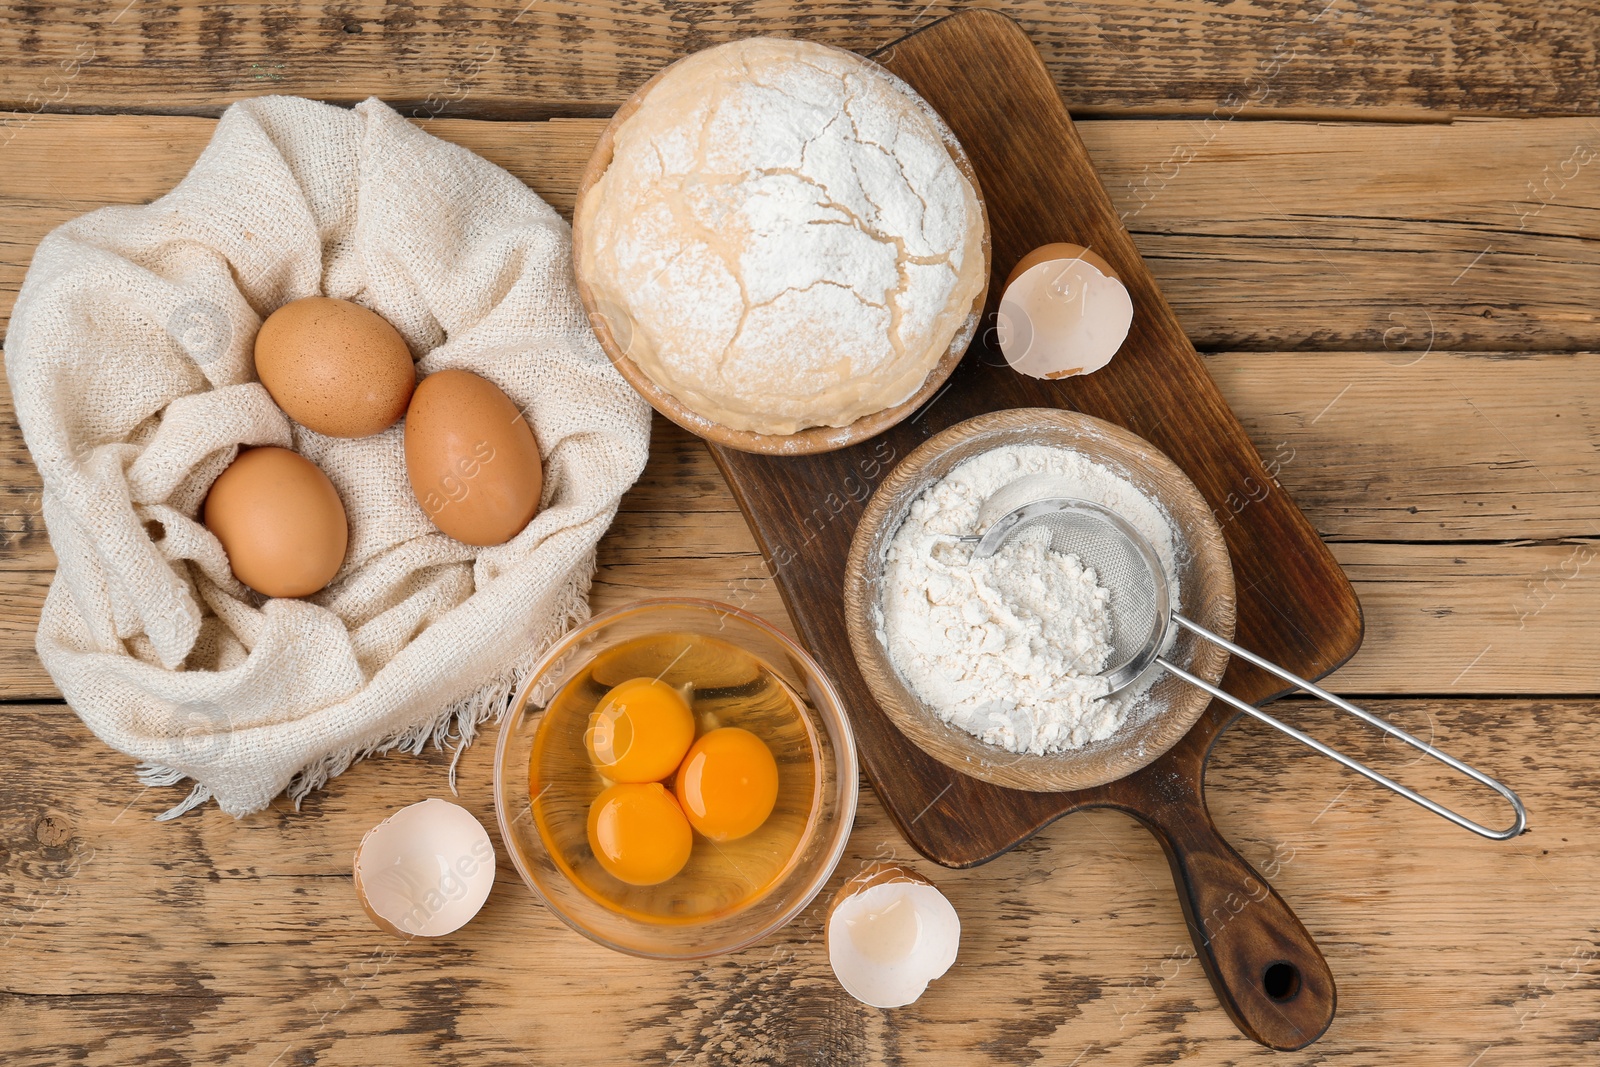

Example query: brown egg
[204,446,349,598]
[404,369,543,546]
[254,296,415,437]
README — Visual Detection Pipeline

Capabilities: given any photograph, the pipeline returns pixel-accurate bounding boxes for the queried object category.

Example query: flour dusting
[878,444,1180,755]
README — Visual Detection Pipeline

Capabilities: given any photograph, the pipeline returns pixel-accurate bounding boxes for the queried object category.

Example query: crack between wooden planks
[0,99,1489,124]
[0,989,222,1000]
[0,99,622,123]
[1318,536,1600,546]
[1271,692,1600,702]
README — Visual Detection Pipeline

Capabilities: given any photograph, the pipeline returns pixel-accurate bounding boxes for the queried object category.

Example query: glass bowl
[493,598,858,959]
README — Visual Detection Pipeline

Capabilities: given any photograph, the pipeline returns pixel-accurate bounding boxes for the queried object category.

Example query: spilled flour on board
[878,444,1180,755]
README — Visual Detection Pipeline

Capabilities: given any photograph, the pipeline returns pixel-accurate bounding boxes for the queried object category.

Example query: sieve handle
[1159,615,1527,840]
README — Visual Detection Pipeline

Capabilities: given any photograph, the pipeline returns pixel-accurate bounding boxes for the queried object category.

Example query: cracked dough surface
[576,38,986,436]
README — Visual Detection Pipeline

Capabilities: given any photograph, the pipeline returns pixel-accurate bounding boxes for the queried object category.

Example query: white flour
[578,38,987,435]
[879,444,1181,754]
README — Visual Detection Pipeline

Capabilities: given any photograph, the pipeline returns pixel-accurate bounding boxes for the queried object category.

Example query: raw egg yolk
[585,677,695,783]
[674,727,779,842]
[586,782,694,886]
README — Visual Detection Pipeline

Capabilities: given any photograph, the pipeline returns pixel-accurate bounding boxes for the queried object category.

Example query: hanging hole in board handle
[1263,961,1302,1002]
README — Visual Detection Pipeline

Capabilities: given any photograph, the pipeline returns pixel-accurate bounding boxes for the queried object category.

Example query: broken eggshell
[827,862,961,1008]
[353,798,496,938]
[997,242,1133,381]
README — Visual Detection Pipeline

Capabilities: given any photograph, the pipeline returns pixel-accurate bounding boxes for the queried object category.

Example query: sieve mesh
[1011,511,1164,681]
[972,495,1172,694]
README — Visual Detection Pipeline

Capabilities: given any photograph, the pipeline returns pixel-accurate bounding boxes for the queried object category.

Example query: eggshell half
[404,369,544,546]
[997,242,1133,381]
[353,798,496,939]
[827,862,961,1008]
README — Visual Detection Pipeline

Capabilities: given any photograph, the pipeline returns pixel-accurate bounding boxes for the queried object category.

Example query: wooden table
[3,4,1597,1064]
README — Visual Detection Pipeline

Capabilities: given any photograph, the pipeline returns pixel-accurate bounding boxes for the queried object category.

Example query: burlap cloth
[5,96,651,818]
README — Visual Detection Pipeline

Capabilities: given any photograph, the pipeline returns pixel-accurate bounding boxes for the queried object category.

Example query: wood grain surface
[3,698,1592,1065]
[1,0,1597,120]
[8,114,1600,352]
[2,0,1597,1062]
[0,415,1595,700]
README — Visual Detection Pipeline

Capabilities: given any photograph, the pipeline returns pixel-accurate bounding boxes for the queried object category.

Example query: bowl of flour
[844,408,1234,793]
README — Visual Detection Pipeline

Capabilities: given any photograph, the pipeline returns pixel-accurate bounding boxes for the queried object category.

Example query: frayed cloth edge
[140,564,593,820]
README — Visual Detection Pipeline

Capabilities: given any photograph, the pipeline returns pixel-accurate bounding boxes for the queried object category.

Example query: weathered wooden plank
[5,114,1599,352]
[13,346,1587,551]
[0,570,47,696]
[1204,351,1600,542]
[1,2,1597,121]
[7,527,1597,698]
[599,524,1600,696]
[624,354,1600,545]
[2,404,1597,699]
[1,697,1591,1064]
[1097,117,1600,354]
[1325,541,1600,693]
[0,115,596,338]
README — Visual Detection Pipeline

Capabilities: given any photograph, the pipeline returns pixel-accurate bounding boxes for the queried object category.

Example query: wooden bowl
[843,408,1236,793]
[571,46,992,456]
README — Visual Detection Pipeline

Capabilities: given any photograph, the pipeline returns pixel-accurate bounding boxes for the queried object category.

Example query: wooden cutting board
[707,10,1362,1050]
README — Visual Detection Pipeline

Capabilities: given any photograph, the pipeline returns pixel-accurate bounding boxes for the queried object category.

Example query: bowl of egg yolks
[493,598,859,958]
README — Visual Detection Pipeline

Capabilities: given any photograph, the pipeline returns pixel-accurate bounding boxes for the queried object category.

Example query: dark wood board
[707,10,1363,1050]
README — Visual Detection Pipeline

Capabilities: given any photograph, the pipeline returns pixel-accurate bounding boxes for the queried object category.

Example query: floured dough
[576,37,987,436]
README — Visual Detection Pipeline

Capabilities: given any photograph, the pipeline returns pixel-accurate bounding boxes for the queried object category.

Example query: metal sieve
[959,473,1527,841]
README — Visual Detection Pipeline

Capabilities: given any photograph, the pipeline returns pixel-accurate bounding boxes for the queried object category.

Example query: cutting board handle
[1132,795,1336,1050]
